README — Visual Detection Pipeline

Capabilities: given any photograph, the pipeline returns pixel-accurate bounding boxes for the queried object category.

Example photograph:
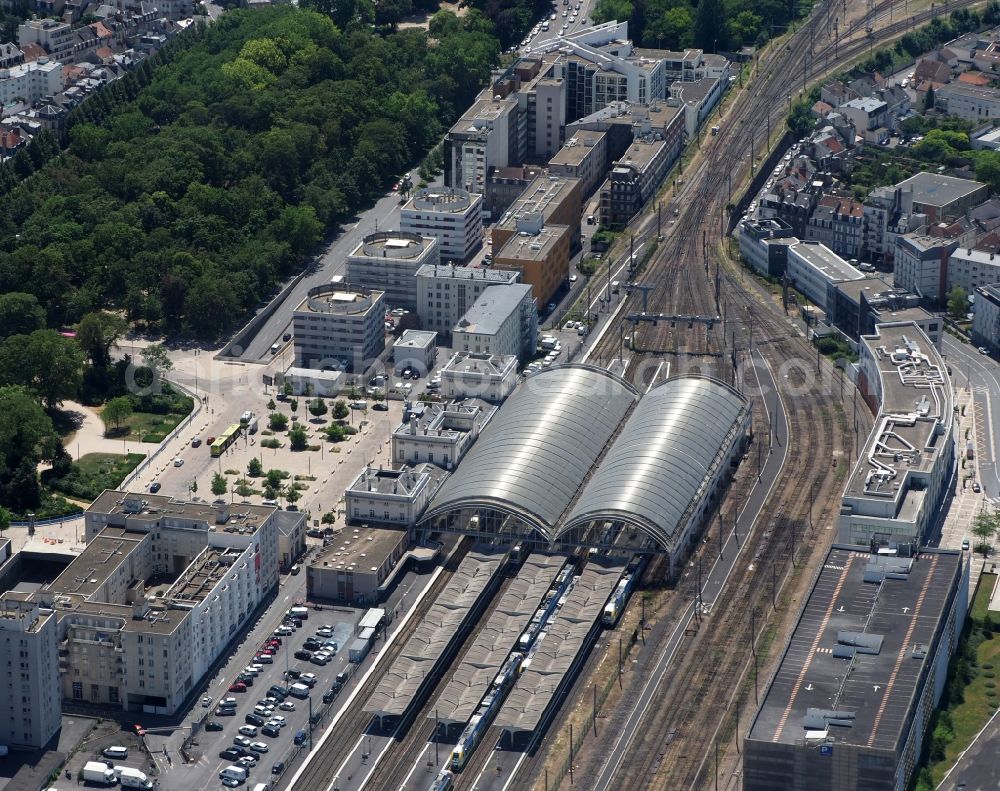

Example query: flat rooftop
[846,324,952,503]
[789,242,865,282]
[616,136,667,172]
[497,176,580,230]
[89,491,276,531]
[897,171,987,208]
[394,398,495,438]
[46,529,146,599]
[455,284,534,336]
[415,263,518,284]
[393,329,437,350]
[350,231,436,261]
[405,187,480,214]
[747,546,962,752]
[494,226,567,262]
[295,286,384,316]
[549,131,606,167]
[670,76,719,104]
[451,96,517,135]
[311,526,408,571]
[166,546,244,604]
[365,547,506,717]
[442,351,517,377]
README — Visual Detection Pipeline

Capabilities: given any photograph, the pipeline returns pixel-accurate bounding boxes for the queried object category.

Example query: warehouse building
[346,231,439,310]
[400,187,484,264]
[745,545,967,791]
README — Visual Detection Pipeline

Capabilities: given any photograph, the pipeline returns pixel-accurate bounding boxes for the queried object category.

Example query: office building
[292,286,385,372]
[346,231,439,311]
[737,218,797,277]
[439,352,518,403]
[492,222,570,308]
[668,76,728,137]
[345,464,448,528]
[484,164,545,220]
[839,323,953,546]
[392,399,497,470]
[307,526,410,605]
[0,597,60,748]
[392,329,437,375]
[415,264,519,339]
[453,283,537,360]
[937,81,1000,122]
[785,242,865,311]
[548,130,608,197]
[400,188,483,264]
[826,278,939,343]
[492,175,582,255]
[745,545,967,791]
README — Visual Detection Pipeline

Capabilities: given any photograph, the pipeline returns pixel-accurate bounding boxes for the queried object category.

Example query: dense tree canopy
[0,7,501,339]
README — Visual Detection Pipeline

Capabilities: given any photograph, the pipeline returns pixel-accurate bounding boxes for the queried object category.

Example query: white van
[288,682,310,699]
[289,606,309,620]
[102,745,128,759]
[252,783,271,791]
[220,766,248,783]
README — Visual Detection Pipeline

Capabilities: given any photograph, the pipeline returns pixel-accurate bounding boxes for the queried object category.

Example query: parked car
[233,736,252,748]
[272,762,286,775]
[238,725,258,738]
[300,673,318,687]
[229,682,247,693]
[295,650,313,661]
[205,722,224,732]
[250,742,269,754]
[149,481,161,493]
[245,714,264,727]
[323,690,336,704]
[261,725,280,738]
[278,701,295,711]
[219,748,242,761]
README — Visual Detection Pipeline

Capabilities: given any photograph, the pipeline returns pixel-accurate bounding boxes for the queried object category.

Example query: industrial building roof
[561,377,749,550]
[747,546,962,752]
[494,558,625,732]
[422,365,639,539]
[897,171,987,208]
[431,554,566,724]
[365,548,504,718]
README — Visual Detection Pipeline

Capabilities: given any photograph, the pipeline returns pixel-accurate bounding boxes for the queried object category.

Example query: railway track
[290,541,470,791]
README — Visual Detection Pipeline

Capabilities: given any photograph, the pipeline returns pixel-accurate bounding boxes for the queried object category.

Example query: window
[72,682,82,700]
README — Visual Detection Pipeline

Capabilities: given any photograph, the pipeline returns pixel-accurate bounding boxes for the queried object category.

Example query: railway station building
[419,365,752,578]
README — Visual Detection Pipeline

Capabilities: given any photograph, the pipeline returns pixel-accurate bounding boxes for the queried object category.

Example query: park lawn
[929,574,1000,785]
[117,409,186,443]
[45,453,145,502]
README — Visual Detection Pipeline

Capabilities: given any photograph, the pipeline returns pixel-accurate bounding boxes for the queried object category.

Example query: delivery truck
[83,761,117,785]
[116,767,153,789]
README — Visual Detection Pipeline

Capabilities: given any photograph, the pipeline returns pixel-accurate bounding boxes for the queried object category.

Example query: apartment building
[838,95,889,143]
[973,283,1000,353]
[400,187,483,264]
[17,19,75,61]
[0,597,60,748]
[946,245,1000,295]
[452,283,538,359]
[893,233,959,305]
[598,133,674,228]
[415,264,519,339]
[346,231,439,310]
[937,81,1000,121]
[548,130,607,197]
[0,494,281,722]
[0,57,61,107]
[292,286,385,371]
[484,164,545,220]
[804,195,863,259]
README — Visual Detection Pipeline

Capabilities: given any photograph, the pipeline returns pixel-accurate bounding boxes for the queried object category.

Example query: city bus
[210,424,242,457]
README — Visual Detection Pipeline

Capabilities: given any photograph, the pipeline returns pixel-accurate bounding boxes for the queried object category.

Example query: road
[236,178,441,363]
[943,334,1000,499]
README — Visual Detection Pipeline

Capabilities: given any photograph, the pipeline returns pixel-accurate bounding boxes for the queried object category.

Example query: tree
[142,343,174,374]
[269,412,288,431]
[787,100,815,138]
[948,285,970,320]
[265,469,284,490]
[290,399,298,414]
[0,330,85,409]
[236,483,254,499]
[283,381,293,398]
[325,422,346,442]
[77,311,128,370]
[285,486,301,506]
[267,398,276,411]
[0,506,9,537]
[0,293,46,340]
[190,479,198,496]
[693,0,728,52]
[248,457,263,477]
[308,398,327,418]
[103,396,134,434]
[333,400,349,420]
[973,510,998,557]
[211,472,228,496]
[289,425,308,451]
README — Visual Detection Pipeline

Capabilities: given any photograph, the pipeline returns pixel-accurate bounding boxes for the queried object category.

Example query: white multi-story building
[345,464,447,528]
[839,323,953,546]
[440,351,518,403]
[973,284,1000,353]
[292,286,385,371]
[452,283,537,359]
[17,19,75,61]
[400,187,483,263]
[946,246,1000,296]
[392,400,496,470]
[445,96,521,195]
[892,233,958,305]
[937,82,1000,122]
[346,232,439,310]
[415,264,519,339]
[785,241,865,310]
[0,598,60,749]
[0,57,61,107]
[392,329,437,375]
